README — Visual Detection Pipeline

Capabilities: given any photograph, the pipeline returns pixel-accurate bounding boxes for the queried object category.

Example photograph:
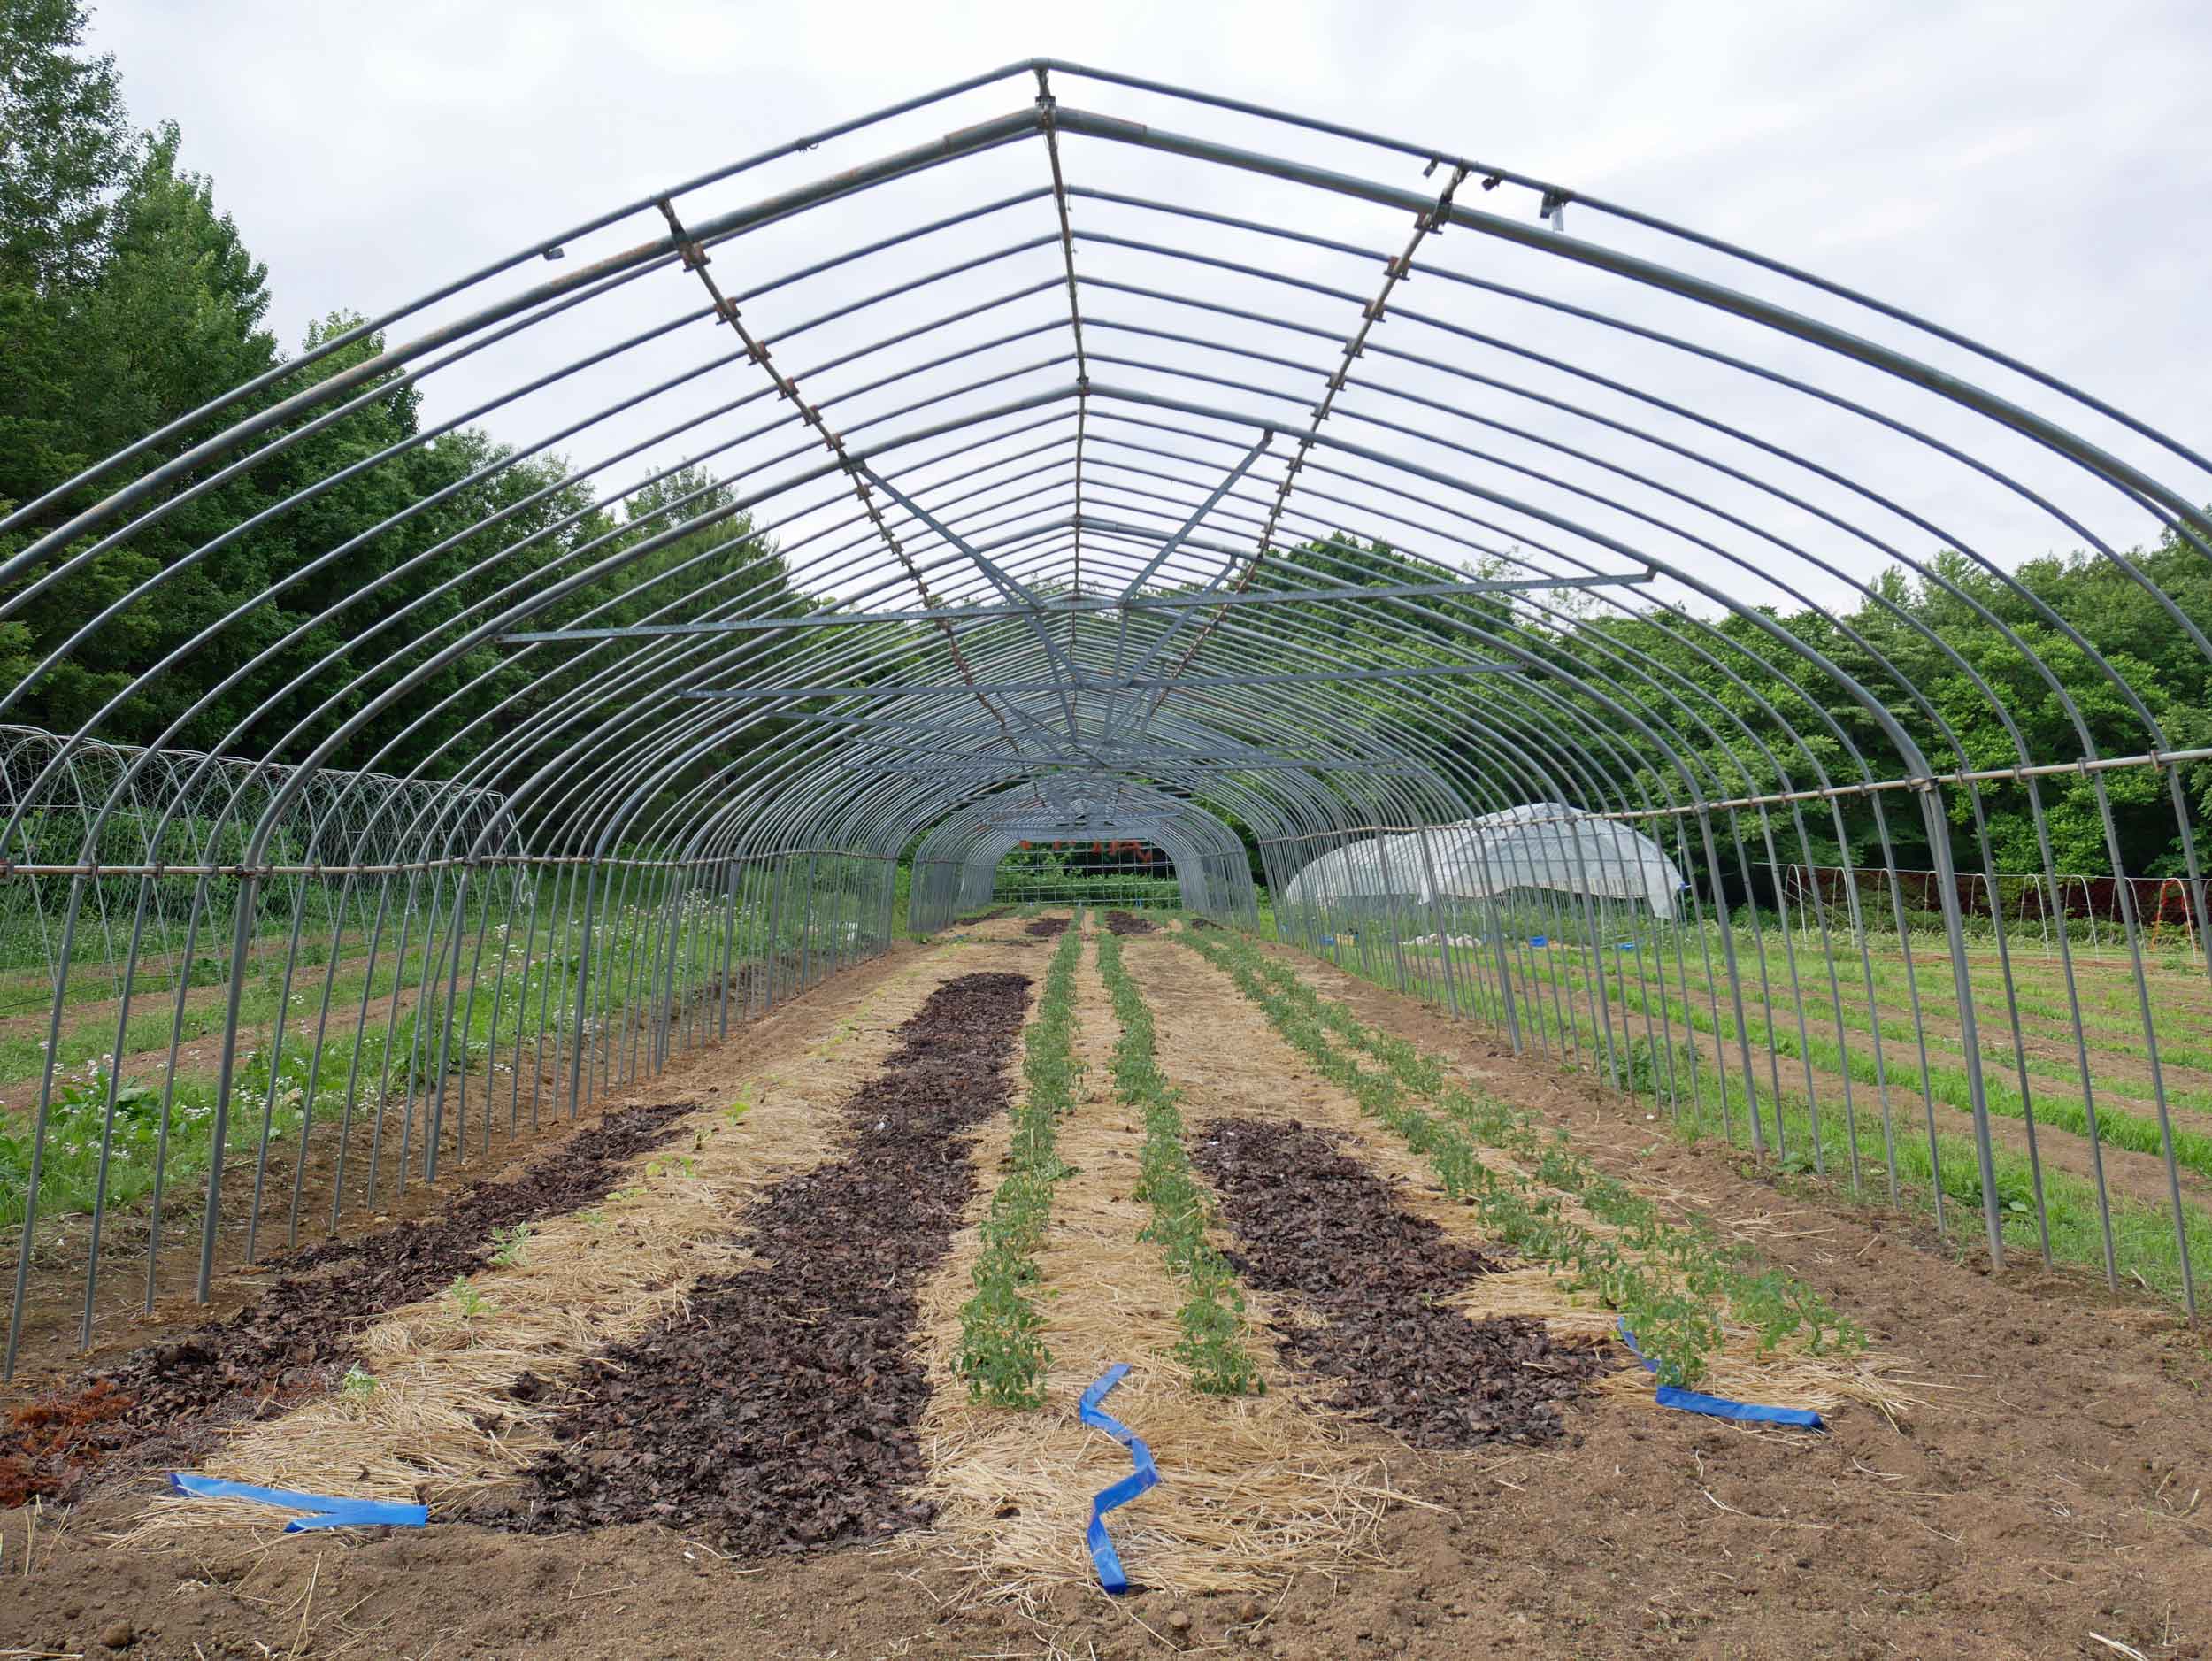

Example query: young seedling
[958,918,1087,1409]
[490,1223,534,1267]
[445,1275,493,1322]
[1094,927,1265,1396]
[341,1365,377,1398]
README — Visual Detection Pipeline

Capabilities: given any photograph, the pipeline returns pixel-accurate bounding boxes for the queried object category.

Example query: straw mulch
[122,937,1041,1546]
[907,939,1410,1604]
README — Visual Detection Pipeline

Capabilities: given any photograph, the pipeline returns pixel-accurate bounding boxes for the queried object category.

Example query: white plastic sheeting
[1279,802,1686,919]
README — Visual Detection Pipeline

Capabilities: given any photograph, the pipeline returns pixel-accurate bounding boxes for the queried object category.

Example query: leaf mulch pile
[1191,1116,1609,1448]
[1024,915,1073,938]
[1102,910,1158,936]
[0,1103,694,1508]
[495,970,1034,1557]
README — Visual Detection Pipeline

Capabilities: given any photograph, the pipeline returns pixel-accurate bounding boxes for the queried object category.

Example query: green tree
[0,0,128,286]
[0,0,133,519]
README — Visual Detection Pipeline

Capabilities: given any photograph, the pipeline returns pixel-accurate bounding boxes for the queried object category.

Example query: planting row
[1179,925,1862,1386]
[0,1100,693,1506]
[1091,926,1262,1396]
[503,969,1035,1553]
[956,919,1086,1408]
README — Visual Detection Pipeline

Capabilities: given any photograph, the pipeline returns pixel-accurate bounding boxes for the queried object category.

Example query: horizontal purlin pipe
[683,661,1522,698]
[497,570,1648,642]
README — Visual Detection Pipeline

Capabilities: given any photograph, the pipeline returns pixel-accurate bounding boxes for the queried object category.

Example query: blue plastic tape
[1078,1364,1160,1593]
[169,1473,429,1532]
[1616,1320,1825,1430]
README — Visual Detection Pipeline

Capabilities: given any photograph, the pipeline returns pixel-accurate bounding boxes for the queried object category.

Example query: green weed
[445,1276,493,1322]
[489,1223,534,1267]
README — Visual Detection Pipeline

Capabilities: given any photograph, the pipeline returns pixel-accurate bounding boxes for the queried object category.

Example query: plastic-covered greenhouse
[1279,803,1687,917]
[4,58,2211,1381]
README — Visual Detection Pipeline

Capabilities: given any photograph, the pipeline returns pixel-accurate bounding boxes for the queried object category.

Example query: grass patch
[1361,934,2212,1305]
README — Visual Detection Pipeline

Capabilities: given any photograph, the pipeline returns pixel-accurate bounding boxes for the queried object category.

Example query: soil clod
[1103,910,1158,936]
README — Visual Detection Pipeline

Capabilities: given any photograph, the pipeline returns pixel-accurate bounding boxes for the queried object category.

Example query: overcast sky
[73,0,2212,608]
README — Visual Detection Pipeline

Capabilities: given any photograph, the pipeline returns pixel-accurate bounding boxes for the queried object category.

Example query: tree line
[0,0,792,802]
[1245,528,2212,884]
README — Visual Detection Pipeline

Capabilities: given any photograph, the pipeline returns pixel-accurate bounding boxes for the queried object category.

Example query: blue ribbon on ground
[169,1473,428,1532]
[1616,1320,1825,1430]
[1078,1364,1159,1593]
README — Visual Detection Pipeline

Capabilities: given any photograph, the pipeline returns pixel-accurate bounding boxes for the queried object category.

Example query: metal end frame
[2,61,2208,1372]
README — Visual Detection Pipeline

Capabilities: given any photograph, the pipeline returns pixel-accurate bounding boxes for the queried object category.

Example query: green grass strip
[957,914,1087,1409]
[1518,946,2212,1192]
[1371,939,2212,1306]
[1092,927,1263,1396]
